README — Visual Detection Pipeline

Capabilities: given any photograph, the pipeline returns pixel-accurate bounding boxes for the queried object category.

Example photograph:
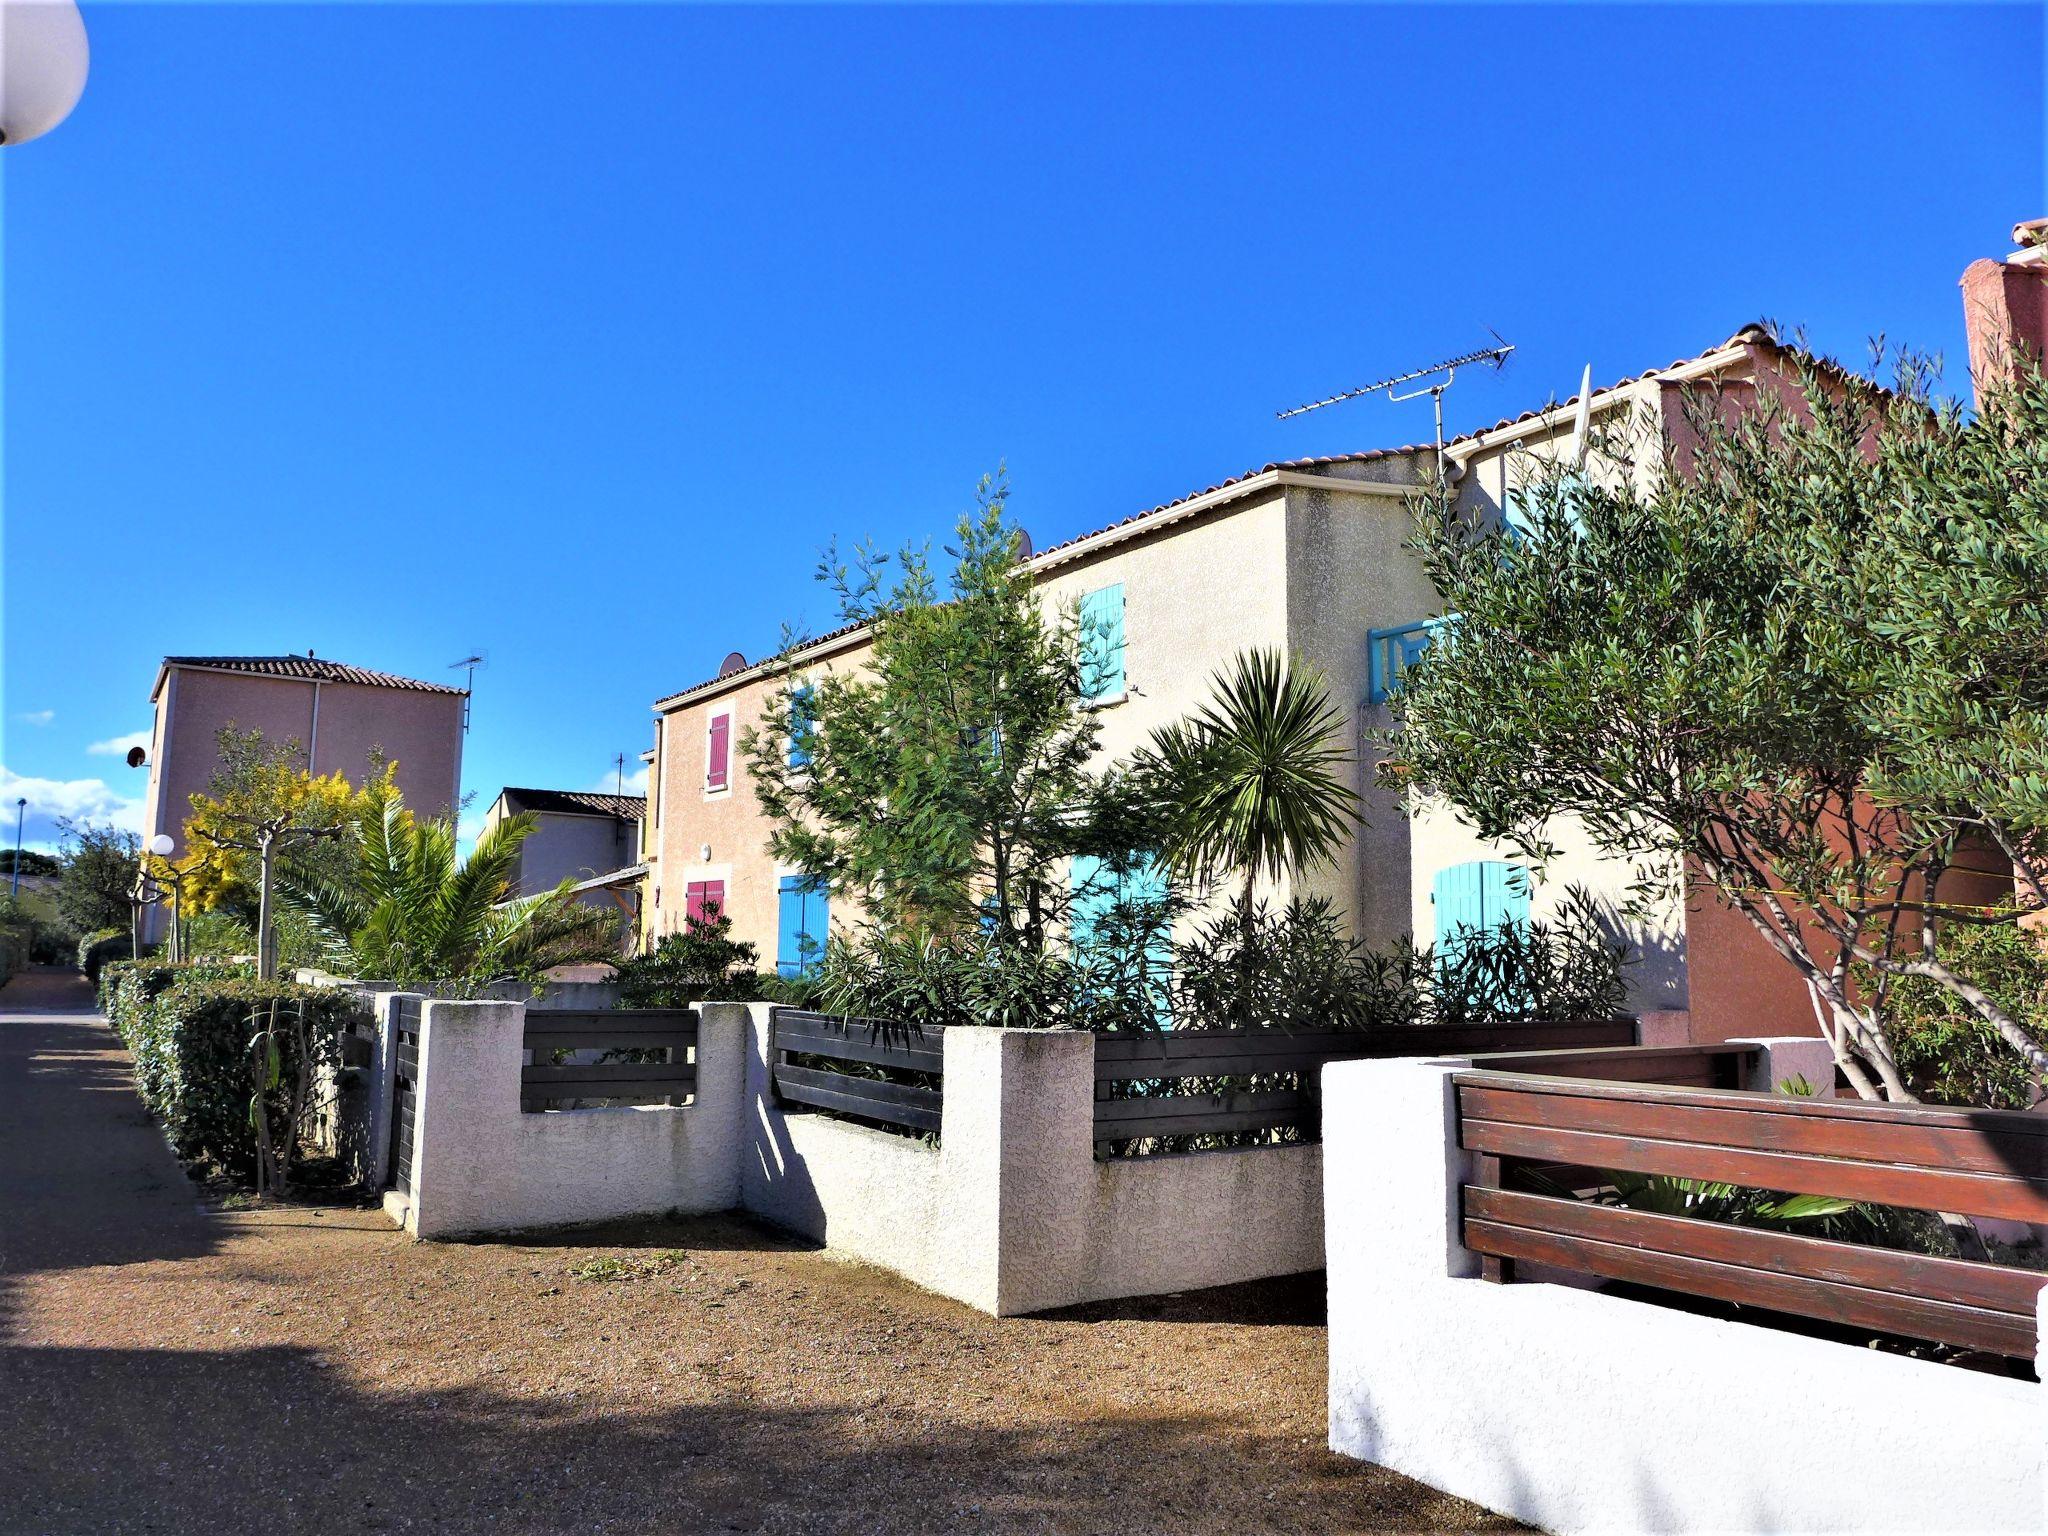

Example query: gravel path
[0,968,1513,1535]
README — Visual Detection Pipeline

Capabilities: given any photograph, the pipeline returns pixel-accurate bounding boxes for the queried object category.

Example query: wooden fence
[521,1008,698,1111]
[1455,1067,2048,1360]
[1092,1019,1639,1158]
[771,1009,944,1136]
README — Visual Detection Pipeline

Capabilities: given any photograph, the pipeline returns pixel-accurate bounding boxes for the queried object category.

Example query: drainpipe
[307,681,322,772]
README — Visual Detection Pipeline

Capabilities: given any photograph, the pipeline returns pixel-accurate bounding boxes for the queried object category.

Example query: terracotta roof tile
[497,787,646,820]
[161,655,466,695]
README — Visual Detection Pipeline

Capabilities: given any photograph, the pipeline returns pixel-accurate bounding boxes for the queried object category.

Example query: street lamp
[148,832,182,962]
[0,0,89,146]
[10,797,23,899]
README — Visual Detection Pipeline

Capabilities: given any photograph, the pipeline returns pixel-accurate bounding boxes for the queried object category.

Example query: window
[706,712,731,792]
[1431,860,1531,954]
[1079,583,1126,702]
[1367,618,1449,703]
[685,879,725,928]
[787,683,815,770]
[1503,466,1591,541]
[777,875,829,977]
[1070,853,1172,1003]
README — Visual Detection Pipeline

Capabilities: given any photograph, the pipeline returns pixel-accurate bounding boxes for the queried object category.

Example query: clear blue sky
[4,2,2041,849]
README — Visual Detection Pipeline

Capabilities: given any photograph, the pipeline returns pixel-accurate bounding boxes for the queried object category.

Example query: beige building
[139,654,467,939]
[642,327,1808,1015]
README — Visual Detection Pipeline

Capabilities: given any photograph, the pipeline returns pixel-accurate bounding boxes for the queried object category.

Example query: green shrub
[126,975,350,1179]
[77,927,132,983]
[1873,923,2048,1109]
[615,910,768,1007]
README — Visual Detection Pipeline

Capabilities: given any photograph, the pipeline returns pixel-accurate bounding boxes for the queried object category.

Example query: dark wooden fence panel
[390,997,420,1193]
[1091,1019,1638,1157]
[521,1008,697,1111]
[771,1010,944,1138]
[1454,1068,2048,1360]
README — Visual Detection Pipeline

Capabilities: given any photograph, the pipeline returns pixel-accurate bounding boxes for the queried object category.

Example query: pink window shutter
[707,716,730,790]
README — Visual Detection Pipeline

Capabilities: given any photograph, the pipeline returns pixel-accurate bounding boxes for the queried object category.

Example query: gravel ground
[0,969,1515,1536]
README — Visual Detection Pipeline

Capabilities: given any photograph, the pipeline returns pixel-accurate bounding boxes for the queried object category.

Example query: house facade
[640,324,1988,1034]
[481,786,643,899]
[139,654,467,939]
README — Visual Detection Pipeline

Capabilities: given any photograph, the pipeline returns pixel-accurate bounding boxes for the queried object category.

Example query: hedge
[78,928,132,984]
[123,974,351,1178]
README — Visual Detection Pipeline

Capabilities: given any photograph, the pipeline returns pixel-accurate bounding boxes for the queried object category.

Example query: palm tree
[280,777,620,986]
[1139,649,1362,1020]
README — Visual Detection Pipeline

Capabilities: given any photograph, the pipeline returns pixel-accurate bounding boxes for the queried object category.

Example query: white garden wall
[728,1003,1322,1315]
[392,998,744,1238]
[1323,1053,2048,1535]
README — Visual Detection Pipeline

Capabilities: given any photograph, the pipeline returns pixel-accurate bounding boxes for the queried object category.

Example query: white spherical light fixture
[1,0,89,147]
[149,833,175,858]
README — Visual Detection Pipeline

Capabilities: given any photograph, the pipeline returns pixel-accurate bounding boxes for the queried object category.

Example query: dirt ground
[0,967,1514,1535]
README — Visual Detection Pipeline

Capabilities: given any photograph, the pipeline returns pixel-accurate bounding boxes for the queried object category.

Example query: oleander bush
[614,909,770,1007]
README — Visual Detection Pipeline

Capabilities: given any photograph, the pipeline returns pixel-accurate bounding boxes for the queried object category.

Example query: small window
[1079,583,1126,702]
[706,712,731,792]
[1367,619,1447,704]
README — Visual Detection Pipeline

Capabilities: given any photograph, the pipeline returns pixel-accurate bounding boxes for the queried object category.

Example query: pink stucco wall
[144,666,465,860]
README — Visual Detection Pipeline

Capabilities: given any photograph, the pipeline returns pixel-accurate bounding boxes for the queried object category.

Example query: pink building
[138,655,467,937]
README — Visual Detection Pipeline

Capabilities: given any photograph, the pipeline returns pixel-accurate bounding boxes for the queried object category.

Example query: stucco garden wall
[395,998,744,1239]
[1322,1053,2048,1535]
[729,1004,1323,1315]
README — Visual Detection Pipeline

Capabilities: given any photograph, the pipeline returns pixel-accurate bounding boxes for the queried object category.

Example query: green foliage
[54,820,139,937]
[117,974,348,1180]
[280,774,620,986]
[1172,898,1414,1031]
[1139,649,1362,899]
[77,927,132,983]
[614,909,767,1006]
[1387,350,2048,1102]
[182,908,258,962]
[1426,890,1631,1027]
[744,476,1142,949]
[0,849,61,879]
[1871,922,2048,1108]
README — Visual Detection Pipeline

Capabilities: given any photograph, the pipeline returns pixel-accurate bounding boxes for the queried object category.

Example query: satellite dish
[717,651,748,678]
[125,745,147,769]
[1015,527,1034,559]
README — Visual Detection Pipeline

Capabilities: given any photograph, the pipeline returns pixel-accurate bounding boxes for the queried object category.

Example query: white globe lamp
[149,833,175,859]
[0,0,89,147]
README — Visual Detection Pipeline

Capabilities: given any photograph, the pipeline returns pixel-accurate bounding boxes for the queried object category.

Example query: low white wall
[734,1005,1323,1315]
[1324,1053,2048,1535]
[399,999,742,1239]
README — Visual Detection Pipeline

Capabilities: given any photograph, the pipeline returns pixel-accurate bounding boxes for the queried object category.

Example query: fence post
[1728,1035,1838,1098]
[406,997,525,1238]
[362,990,420,1191]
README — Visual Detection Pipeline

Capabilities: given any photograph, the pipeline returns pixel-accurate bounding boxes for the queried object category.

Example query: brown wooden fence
[1455,1067,2048,1360]
[771,1009,944,1136]
[1092,1018,1639,1158]
[521,1008,698,1111]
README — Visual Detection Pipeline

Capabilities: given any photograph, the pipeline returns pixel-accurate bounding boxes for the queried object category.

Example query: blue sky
[4,2,2042,849]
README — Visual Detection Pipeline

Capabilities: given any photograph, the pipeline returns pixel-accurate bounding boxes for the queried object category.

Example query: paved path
[0,966,216,1283]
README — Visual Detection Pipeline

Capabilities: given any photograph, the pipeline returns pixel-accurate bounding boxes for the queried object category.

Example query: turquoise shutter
[778,876,828,976]
[1485,862,1531,931]
[1080,584,1126,700]
[1069,854,1111,950]
[1432,862,1485,951]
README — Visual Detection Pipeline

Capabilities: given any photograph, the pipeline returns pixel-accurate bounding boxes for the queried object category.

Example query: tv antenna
[449,652,485,732]
[612,751,628,798]
[1277,333,1516,465]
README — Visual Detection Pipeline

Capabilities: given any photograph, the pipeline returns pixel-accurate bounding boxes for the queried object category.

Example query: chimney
[1961,217,2048,405]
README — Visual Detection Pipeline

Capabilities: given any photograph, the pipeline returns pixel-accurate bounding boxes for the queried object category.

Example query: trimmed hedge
[123,974,350,1178]
[78,928,133,984]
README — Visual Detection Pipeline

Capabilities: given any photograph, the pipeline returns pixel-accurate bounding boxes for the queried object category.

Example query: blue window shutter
[1080,584,1125,700]
[1069,854,1110,949]
[1432,862,1484,952]
[788,684,814,769]
[778,875,827,977]
[1485,862,1531,931]
[777,877,806,976]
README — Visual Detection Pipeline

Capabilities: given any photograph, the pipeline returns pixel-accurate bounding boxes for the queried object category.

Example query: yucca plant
[1138,649,1363,1022]
[279,777,620,987]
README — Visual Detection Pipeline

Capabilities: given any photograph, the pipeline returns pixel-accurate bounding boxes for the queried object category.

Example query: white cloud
[589,763,649,797]
[0,765,147,843]
[16,709,54,727]
[87,729,153,758]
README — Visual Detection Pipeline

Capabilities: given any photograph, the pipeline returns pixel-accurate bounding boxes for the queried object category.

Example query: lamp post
[148,833,182,962]
[10,797,23,899]
[0,0,90,146]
